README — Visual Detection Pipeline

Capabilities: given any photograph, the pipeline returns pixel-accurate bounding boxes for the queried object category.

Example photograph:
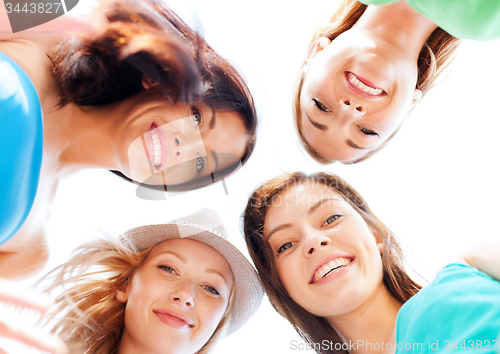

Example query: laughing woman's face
[300,30,422,163]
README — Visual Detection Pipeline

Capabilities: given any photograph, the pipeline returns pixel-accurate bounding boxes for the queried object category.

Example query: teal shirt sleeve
[396,264,500,353]
[359,0,500,41]
[0,51,43,245]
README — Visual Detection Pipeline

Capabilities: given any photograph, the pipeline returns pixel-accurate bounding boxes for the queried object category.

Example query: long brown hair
[293,0,461,164]
[39,237,235,354]
[243,172,422,354]
[51,0,257,190]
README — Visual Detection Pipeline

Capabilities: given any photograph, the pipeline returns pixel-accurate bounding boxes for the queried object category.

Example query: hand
[0,278,68,354]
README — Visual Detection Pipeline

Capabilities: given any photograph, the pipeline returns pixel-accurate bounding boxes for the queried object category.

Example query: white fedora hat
[118,208,264,335]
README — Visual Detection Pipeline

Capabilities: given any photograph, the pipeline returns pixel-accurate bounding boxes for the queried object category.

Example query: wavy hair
[243,172,422,354]
[39,237,235,354]
[293,0,461,164]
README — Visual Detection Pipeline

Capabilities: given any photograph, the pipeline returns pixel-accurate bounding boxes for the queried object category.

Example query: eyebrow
[308,197,337,214]
[346,139,371,150]
[266,223,293,240]
[206,268,231,285]
[209,109,216,130]
[305,110,328,131]
[162,251,187,263]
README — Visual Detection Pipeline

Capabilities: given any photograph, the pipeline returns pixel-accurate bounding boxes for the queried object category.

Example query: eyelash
[277,242,294,255]
[196,156,205,173]
[159,265,177,274]
[359,126,379,136]
[323,214,342,227]
[313,99,330,112]
[203,285,220,296]
[192,107,203,127]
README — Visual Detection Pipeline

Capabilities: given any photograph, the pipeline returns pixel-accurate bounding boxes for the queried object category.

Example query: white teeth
[150,128,162,167]
[348,72,384,96]
[313,257,352,283]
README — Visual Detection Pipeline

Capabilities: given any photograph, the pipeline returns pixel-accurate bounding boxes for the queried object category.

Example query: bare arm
[460,240,500,281]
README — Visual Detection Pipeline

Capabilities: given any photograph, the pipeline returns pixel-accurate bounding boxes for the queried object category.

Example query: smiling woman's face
[263,181,384,318]
[122,93,248,187]
[300,30,422,163]
[116,238,234,354]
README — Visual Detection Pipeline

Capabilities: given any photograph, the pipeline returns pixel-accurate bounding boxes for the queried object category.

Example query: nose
[304,233,331,256]
[339,97,364,117]
[173,133,201,161]
[170,281,195,308]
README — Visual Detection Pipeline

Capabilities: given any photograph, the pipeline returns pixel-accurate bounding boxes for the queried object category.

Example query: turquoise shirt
[396,264,500,353]
[360,0,500,41]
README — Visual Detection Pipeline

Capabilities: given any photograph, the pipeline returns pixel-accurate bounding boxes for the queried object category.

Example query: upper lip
[153,308,195,328]
[345,71,387,100]
[310,253,354,284]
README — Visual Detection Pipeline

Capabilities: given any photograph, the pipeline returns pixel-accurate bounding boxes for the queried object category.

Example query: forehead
[147,238,230,270]
[267,181,353,216]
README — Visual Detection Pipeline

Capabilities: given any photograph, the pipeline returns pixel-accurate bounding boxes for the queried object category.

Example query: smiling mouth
[147,122,167,171]
[311,257,353,283]
[346,72,386,97]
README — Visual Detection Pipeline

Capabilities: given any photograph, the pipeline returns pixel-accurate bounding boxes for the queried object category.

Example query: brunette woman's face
[263,182,385,318]
[300,30,422,163]
[121,90,248,186]
[116,238,233,354]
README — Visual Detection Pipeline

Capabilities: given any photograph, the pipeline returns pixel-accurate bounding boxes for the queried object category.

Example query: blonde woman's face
[263,182,384,318]
[117,238,233,354]
[300,31,422,163]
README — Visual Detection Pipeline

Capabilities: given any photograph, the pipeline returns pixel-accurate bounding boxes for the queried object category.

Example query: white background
[1,0,500,353]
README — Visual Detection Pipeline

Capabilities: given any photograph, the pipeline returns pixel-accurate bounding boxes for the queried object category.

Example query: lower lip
[154,312,190,329]
[311,259,354,286]
[345,72,385,100]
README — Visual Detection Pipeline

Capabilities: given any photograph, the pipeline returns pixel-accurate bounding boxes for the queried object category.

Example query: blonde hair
[293,0,461,164]
[39,237,235,354]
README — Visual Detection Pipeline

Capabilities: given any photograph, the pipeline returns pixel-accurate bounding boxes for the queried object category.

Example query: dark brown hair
[51,0,257,190]
[293,0,461,164]
[243,172,422,354]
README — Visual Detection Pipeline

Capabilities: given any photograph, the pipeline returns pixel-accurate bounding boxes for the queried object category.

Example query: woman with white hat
[33,209,263,354]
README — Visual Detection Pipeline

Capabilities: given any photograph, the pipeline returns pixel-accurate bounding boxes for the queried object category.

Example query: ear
[411,88,423,106]
[142,76,159,89]
[116,279,130,303]
[306,37,332,61]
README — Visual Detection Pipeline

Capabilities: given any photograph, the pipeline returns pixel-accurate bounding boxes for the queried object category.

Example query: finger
[0,279,51,314]
[0,320,68,354]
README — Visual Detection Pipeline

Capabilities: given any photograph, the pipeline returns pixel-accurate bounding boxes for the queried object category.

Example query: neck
[43,101,126,179]
[353,0,437,61]
[325,285,402,354]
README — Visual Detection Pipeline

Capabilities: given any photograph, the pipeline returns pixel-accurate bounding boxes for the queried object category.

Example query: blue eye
[159,265,177,274]
[192,107,202,126]
[323,214,342,227]
[277,242,293,255]
[203,285,220,296]
[196,156,205,172]
[313,99,330,112]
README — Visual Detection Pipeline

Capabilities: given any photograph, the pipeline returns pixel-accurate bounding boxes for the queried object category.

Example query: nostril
[175,138,180,146]
[344,100,351,106]
[308,248,314,255]
[356,106,362,112]
[320,241,327,246]
[176,151,180,156]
